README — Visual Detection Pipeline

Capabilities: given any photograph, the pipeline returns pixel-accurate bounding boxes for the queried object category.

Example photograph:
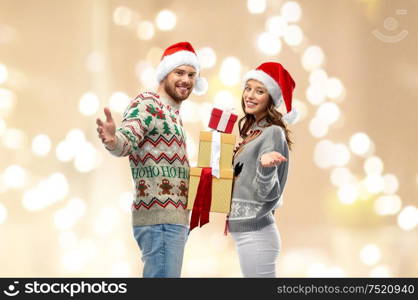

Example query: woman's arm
[254,127,287,200]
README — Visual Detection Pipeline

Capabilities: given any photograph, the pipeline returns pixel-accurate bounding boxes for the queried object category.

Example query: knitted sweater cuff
[106,131,128,157]
[256,162,277,182]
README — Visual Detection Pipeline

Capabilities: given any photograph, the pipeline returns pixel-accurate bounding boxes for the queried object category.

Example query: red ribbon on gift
[190,167,213,231]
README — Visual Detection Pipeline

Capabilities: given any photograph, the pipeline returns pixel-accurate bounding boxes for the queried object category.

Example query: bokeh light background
[0,0,417,277]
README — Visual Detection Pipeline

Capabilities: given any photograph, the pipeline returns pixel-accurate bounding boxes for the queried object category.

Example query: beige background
[0,0,417,277]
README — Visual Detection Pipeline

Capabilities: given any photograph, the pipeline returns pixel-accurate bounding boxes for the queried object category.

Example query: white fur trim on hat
[156,50,200,83]
[283,107,299,124]
[242,70,282,106]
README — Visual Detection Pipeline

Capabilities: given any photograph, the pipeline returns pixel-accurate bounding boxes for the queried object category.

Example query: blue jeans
[133,224,189,278]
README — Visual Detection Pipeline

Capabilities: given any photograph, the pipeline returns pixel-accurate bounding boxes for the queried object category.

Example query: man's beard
[164,82,192,102]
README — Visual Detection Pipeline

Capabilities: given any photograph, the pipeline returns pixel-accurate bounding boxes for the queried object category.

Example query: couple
[96,42,296,278]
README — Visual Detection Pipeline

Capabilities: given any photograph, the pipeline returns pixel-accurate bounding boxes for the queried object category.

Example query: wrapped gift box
[208,108,238,134]
[187,167,233,213]
[197,131,236,169]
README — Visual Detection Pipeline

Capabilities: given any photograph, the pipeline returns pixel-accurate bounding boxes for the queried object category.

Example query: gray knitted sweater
[228,118,289,232]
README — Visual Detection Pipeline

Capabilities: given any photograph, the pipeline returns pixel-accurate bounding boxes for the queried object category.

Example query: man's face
[163,65,197,102]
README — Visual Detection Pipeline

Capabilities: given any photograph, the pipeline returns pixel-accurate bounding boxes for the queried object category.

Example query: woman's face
[242,79,270,121]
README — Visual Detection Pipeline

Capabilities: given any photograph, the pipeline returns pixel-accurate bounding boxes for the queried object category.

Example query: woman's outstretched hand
[260,151,287,167]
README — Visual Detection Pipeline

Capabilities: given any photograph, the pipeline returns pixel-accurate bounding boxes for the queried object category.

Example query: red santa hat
[243,62,298,123]
[155,42,208,95]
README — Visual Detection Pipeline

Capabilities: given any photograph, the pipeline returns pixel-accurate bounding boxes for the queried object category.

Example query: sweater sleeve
[253,126,287,201]
[106,96,156,157]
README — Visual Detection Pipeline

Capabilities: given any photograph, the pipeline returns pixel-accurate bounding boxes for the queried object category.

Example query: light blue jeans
[133,224,189,278]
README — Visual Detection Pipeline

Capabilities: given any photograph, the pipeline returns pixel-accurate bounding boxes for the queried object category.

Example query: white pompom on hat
[243,62,298,123]
[155,42,208,95]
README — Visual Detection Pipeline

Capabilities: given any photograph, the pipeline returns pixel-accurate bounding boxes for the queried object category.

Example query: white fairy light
[219,57,241,86]
[332,144,351,167]
[266,16,288,37]
[326,78,344,99]
[113,6,132,26]
[364,174,384,194]
[46,173,69,201]
[79,92,100,116]
[257,32,282,56]
[364,156,384,175]
[22,173,69,211]
[309,117,329,138]
[54,198,86,230]
[302,46,325,71]
[137,21,154,40]
[306,84,327,105]
[374,195,402,216]
[314,140,335,169]
[197,47,217,69]
[283,24,303,46]
[155,10,176,31]
[213,90,235,110]
[66,129,86,146]
[397,206,418,231]
[32,134,52,156]
[1,128,25,149]
[109,91,131,114]
[198,102,214,129]
[74,142,101,173]
[382,174,399,194]
[138,65,157,89]
[349,133,371,156]
[330,167,357,187]
[180,101,201,123]
[3,165,27,188]
[56,141,76,162]
[0,88,15,117]
[247,0,266,14]
[309,69,328,85]
[360,244,381,266]
[338,183,358,204]
[316,102,341,125]
[281,1,302,22]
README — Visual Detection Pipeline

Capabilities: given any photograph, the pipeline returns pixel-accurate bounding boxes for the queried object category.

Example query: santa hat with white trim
[155,42,208,95]
[243,62,298,123]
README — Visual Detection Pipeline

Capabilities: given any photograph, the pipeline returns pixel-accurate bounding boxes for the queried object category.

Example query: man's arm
[96,107,136,157]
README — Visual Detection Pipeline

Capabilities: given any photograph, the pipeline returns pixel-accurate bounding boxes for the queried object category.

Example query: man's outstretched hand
[96,107,117,150]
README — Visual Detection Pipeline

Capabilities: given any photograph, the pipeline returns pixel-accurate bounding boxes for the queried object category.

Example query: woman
[227,62,297,277]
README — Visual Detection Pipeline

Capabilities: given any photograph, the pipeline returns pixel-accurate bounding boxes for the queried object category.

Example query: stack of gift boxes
[187,108,238,230]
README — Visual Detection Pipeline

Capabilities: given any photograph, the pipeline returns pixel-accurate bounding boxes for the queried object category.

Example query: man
[96,42,207,277]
